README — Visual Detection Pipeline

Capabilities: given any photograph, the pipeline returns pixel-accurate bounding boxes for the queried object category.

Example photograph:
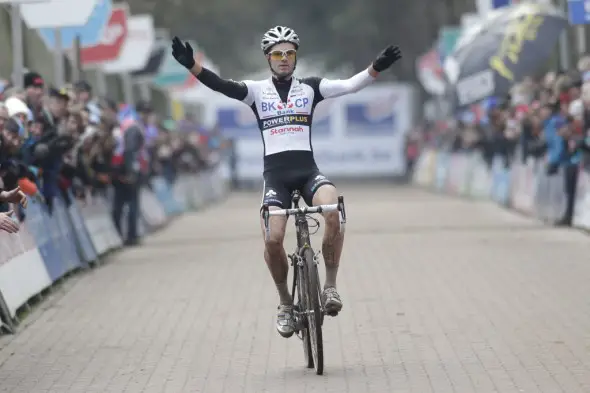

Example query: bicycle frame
[260,191,346,374]
[260,191,347,312]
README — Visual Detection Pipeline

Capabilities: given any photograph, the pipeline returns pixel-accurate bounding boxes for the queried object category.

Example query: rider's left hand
[372,45,402,73]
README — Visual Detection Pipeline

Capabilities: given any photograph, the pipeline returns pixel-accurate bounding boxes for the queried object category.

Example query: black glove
[372,45,402,72]
[172,36,195,70]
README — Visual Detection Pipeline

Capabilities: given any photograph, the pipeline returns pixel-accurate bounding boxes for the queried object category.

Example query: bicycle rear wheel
[303,247,323,375]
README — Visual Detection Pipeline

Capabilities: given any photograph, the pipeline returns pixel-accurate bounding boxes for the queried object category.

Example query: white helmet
[261,26,300,54]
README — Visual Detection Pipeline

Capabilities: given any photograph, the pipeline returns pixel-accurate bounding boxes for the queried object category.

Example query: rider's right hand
[171,36,196,70]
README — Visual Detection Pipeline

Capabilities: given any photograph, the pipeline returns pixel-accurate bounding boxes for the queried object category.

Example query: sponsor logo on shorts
[264,198,283,205]
[311,175,331,193]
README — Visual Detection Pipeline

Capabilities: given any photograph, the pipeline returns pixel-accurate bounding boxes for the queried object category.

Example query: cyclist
[171,26,402,338]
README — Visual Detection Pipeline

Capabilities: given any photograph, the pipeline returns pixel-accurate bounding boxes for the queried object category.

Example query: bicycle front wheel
[293,260,314,369]
[303,247,323,375]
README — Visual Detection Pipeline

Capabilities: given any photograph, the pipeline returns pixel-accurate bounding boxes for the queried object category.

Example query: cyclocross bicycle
[261,190,346,375]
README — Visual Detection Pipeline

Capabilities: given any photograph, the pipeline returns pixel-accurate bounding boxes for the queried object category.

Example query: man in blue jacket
[544,114,581,226]
[543,104,566,176]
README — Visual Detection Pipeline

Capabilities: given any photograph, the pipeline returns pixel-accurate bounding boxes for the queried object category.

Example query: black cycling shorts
[261,168,334,208]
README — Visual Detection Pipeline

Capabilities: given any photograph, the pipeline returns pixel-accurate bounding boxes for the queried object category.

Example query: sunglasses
[268,49,297,61]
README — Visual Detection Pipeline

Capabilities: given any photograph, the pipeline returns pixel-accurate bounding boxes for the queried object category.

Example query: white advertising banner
[101,14,154,73]
[19,0,96,28]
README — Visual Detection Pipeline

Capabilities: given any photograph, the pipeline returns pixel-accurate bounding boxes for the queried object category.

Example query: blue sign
[25,201,66,282]
[491,155,512,205]
[492,0,511,8]
[67,192,98,265]
[344,102,396,136]
[216,108,259,139]
[152,177,184,216]
[38,0,112,50]
[568,0,590,25]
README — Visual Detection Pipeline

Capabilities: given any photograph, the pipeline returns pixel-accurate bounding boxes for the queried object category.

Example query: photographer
[27,88,76,212]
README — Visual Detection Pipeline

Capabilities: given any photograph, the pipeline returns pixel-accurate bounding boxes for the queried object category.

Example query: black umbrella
[444,2,567,108]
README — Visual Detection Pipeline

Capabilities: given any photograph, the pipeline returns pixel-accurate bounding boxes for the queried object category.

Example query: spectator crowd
[408,54,590,226]
[0,71,229,243]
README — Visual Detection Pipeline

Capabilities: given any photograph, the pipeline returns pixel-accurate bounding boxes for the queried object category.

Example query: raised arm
[319,69,377,99]
[192,67,248,101]
[171,37,249,101]
[319,45,402,100]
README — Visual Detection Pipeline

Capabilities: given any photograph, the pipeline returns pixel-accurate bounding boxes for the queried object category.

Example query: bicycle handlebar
[268,204,339,216]
[261,196,347,241]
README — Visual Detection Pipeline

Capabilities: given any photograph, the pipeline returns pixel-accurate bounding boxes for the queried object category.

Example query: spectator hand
[0,210,19,234]
[97,173,110,184]
[0,186,28,208]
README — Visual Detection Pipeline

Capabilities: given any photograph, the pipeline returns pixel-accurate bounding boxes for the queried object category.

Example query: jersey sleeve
[317,69,376,99]
[240,80,256,106]
[300,76,324,107]
[196,67,251,102]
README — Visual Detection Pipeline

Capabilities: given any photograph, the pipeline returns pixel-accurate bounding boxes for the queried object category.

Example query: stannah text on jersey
[267,126,305,136]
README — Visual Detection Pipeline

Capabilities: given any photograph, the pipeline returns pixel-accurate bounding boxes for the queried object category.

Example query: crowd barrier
[0,164,230,334]
[412,148,590,228]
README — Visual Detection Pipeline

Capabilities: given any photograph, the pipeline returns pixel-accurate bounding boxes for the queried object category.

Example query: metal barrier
[412,149,579,226]
[0,164,229,333]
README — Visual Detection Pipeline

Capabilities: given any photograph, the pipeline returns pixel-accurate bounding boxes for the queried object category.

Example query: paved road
[0,185,589,393]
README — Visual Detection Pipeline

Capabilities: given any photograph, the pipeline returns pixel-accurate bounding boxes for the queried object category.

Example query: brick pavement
[0,184,589,393]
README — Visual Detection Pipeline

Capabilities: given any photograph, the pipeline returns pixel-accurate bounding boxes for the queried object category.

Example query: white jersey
[239,71,375,163]
[195,66,375,172]
[242,77,319,156]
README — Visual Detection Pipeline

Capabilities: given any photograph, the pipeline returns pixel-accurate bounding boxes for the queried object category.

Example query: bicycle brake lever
[337,196,346,234]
